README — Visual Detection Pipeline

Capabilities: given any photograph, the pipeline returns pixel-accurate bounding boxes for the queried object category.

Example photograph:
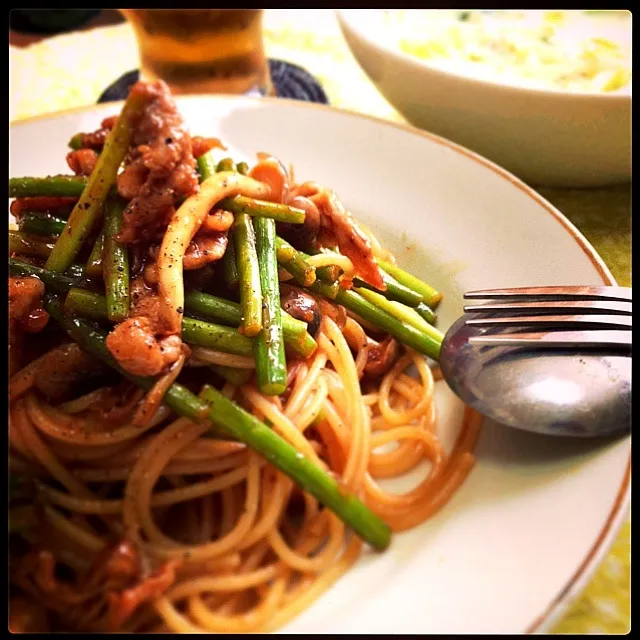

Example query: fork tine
[464,286,632,302]
[464,300,633,315]
[465,314,632,329]
[469,330,632,349]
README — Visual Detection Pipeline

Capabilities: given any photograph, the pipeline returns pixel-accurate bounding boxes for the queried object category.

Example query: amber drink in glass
[121,9,272,95]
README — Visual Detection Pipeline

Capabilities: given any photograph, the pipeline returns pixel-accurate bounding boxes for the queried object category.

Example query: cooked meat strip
[105,277,181,377]
[247,161,321,248]
[200,209,234,233]
[12,540,176,632]
[311,189,385,290]
[182,233,228,270]
[33,343,109,401]
[191,135,226,159]
[66,149,99,176]
[10,196,78,219]
[79,115,118,150]
[130,277,163,325]
[106,559,177,631]
[142,262,159,287]
[289,180,322,199]
[116,81,199,244]
[106,316,181,378]
[9,276,47,331]
[8,276,49,375]
[147,231,229,272]
[248,154,289,203]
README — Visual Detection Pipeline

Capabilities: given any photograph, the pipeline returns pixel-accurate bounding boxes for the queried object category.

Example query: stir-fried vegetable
[275,236,316,286]
[253,216,287,395]
[377,258,442,309]
[233,213,263,337]
[102,200,130,322]
[9,231,54,259]
[19,212,65,237]
[219,196,305,224]
[45,89,147,272]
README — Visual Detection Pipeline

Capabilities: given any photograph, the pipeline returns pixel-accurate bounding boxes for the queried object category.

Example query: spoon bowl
[440,316,631,437]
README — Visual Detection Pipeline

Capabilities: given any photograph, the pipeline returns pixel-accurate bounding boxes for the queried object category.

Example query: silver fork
[462,286,632,349]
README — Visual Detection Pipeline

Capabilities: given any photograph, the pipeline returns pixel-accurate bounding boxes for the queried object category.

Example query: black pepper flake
[176,306,183,314]
[165,137,173,144]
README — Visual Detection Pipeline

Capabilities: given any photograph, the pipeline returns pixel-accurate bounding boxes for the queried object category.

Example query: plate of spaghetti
[8,82,630,634]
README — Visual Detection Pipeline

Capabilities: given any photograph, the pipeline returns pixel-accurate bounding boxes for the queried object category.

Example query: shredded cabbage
[383,10,631,93]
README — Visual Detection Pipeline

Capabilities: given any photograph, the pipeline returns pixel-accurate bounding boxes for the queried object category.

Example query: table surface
[8,9,630,634]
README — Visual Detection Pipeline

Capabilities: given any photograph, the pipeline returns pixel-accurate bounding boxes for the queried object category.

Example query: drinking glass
[120,9,273,96]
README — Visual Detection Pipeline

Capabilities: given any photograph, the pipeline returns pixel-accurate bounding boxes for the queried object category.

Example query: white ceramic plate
[9,98,630,634]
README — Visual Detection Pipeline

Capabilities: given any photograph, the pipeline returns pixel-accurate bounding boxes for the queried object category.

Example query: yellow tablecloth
[8,9,630,633]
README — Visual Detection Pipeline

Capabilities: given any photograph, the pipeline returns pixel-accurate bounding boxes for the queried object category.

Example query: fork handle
[464,286,632,303]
